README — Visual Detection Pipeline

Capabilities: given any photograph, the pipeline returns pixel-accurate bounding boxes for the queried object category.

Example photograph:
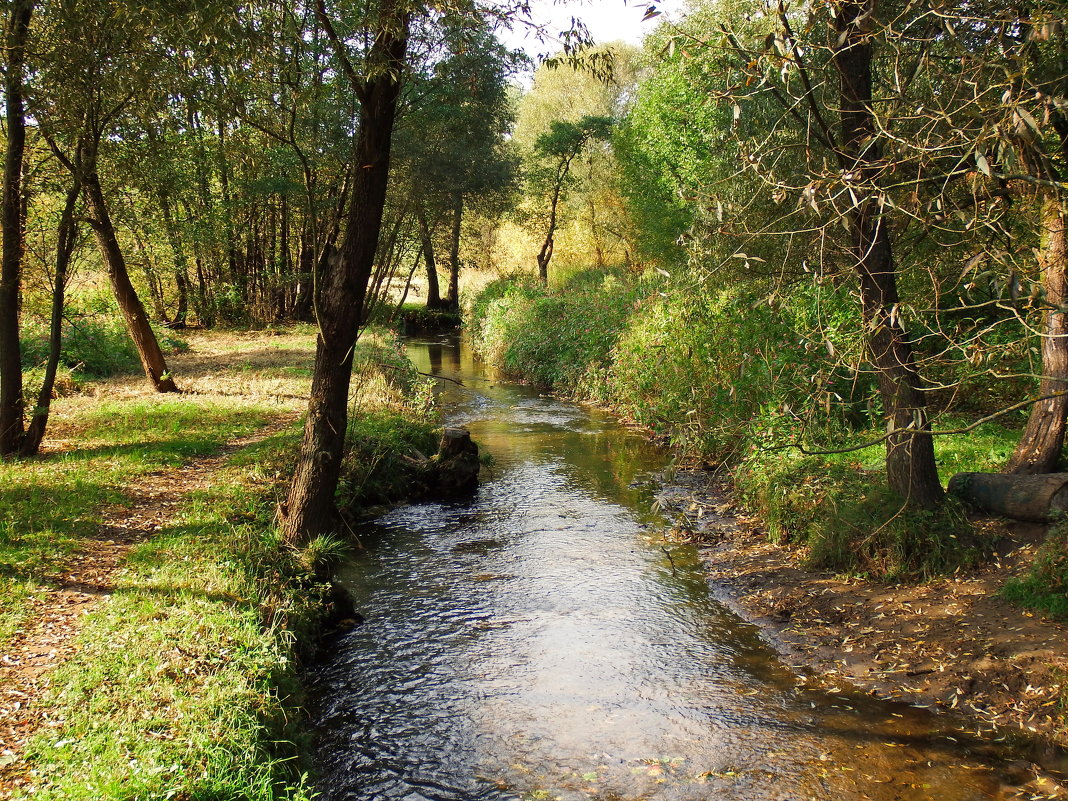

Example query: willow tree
[282,0,412,543]
[394,15,519,309]
[528,115,614,285]
[31,0,180,392]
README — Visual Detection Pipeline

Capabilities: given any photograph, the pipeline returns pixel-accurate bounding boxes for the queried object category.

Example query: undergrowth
[734,451,979,579]
[20,292,188,379]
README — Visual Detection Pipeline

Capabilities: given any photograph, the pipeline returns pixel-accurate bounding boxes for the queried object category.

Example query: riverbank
[467,272,1068,780]
[0,327,437,800]
[658,468,1068,760]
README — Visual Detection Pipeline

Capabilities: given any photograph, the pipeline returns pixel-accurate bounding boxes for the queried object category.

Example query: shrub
[735,450,977,578]
[20,293,189,378]
[337,411,440,509]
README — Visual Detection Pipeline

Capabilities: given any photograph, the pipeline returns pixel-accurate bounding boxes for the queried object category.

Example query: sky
[495,0,683,64]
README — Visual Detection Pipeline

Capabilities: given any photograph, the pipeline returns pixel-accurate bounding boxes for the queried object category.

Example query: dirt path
[657,469,1068,785]
[0,414,299,797]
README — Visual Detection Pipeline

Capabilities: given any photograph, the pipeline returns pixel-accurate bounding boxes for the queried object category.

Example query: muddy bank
[656,468,1068,763]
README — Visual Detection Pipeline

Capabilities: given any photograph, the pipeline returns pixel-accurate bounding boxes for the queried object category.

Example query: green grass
[1002,520,1068,619]
[23,427,318,801]
[4,325,440,799]
[0,397,271,645]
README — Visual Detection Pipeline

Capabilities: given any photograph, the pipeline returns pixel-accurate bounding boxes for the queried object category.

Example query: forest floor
[658,469,1068,787]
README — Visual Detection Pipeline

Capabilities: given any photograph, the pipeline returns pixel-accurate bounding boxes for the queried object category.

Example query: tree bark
[0,0,33,455]
[536,178,561,287]
[1006,202,1068,473]
[416,203,443,308]
[84,173,179,393]
[158,190,189,327]
[832,0,943,508]
[948,471,1068,522]
[445,190,462,309]
[283,4,410,545]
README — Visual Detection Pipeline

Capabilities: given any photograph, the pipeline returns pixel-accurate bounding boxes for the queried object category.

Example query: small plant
[301,534,352,573]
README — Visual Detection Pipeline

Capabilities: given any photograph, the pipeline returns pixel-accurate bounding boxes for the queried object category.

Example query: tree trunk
[293,226,315,322]
[0,0,33,456]
[158,190,189,327]
[832,0,943,508]
[84,173,179,393]
[22,181,79,455]
[416,203,443,308]
[445,190,462,310]
[283,5,409,545]
[1006,197,1068,474]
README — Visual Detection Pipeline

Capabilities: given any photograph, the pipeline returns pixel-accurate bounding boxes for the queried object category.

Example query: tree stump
[947,472,1068,522]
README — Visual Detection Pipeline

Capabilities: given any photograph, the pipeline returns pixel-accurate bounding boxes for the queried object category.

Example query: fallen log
[947,472,1068,522]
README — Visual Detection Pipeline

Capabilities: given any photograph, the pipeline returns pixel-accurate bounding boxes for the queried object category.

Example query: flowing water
[310,336,1065,801]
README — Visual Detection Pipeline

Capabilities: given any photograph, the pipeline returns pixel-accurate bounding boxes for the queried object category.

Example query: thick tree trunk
[283,6,409,545]
[22,182,79,455]
[416,204,443,309]
[1006,197,1068,474]
[0,0,33,456]
[445,190,462,310]
[84,173,179,393]
[833,0,943,508]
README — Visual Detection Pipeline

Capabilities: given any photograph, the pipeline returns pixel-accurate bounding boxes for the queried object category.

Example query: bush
[470,271,643,395]
[1003,521,1068,618]
[20,292,189,378]
[735,450,977,578]
[337,411,440,509]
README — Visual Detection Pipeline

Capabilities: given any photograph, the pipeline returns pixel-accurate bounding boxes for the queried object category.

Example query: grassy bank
[2,326,437,799]
[467,273,1038,583]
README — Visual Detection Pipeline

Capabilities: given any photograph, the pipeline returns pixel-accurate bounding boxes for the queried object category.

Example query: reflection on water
[310,336,1056,801]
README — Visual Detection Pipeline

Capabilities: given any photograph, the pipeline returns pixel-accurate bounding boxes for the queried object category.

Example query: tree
[31,0,180,392]
[528,115,613,284]
[0,0,35,455]
[394,15,519,308]
[282,0,411,544]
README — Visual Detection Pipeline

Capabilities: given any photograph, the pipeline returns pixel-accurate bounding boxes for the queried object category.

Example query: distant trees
[395,16,519,309]
[528,115,613,284]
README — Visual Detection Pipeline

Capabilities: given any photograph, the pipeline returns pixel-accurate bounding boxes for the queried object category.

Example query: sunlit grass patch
[8,325,441,800]
[24,465,320,801]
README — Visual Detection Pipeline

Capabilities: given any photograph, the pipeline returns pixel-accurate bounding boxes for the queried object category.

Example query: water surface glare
[310,337,1050,801]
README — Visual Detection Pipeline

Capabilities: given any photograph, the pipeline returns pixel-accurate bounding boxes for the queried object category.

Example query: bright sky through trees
[496,0,680,66]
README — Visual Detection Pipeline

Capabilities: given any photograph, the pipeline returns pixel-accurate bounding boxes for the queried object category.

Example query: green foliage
[608,286,828,458]
[20,292,188,378]
[735,452,977,579]
[338,411,440,509]
[471,272,639,394]
[1003,520,1068,618]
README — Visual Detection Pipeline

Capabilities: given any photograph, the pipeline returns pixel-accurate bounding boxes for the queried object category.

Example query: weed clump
[20,292,188,379]
[1003,521,1068,618]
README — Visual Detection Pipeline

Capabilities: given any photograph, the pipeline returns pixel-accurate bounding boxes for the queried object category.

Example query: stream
[309,335,1062,801]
